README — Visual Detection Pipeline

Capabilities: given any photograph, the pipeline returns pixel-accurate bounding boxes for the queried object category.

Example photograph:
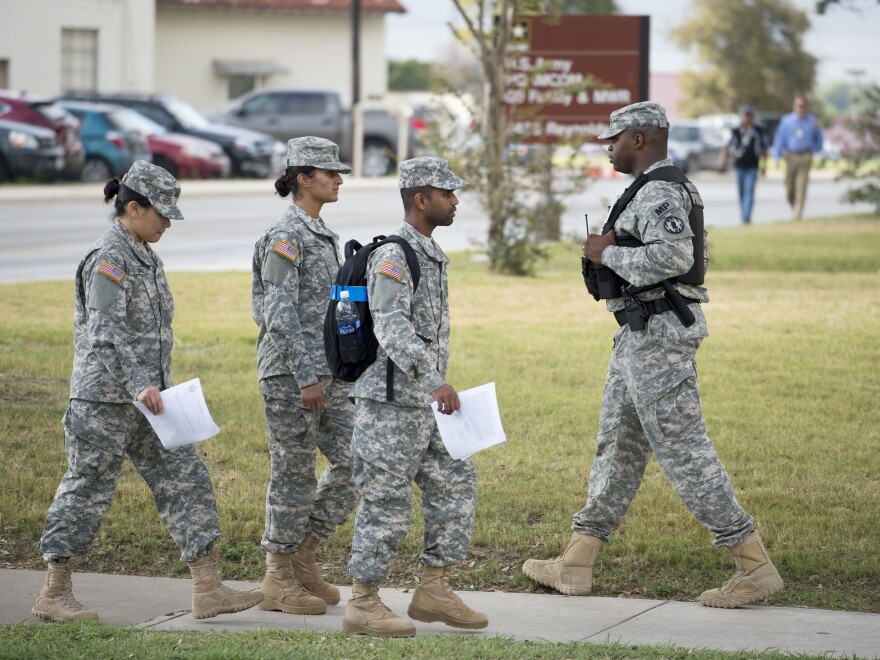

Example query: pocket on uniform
[650,365,706,439]
[638,361,694,405]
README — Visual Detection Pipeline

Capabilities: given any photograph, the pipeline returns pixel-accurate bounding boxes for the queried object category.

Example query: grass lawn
[0,621,839,659]
[1,216,878,649]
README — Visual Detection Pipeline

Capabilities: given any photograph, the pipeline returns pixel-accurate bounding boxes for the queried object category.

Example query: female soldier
[252,137,358,615]
[33,160,264,622]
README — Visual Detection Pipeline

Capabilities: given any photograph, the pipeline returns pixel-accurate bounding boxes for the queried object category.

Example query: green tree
[444,0,618,273]
[816,0,879,12]
[388,59,433,91]
[670,0,817,116]
[838,84,880,213]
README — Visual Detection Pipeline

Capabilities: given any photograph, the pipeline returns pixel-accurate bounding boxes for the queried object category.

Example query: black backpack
[323,235,421,400]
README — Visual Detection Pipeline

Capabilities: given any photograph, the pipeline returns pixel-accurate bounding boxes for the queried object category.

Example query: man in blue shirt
[772,96,823,220]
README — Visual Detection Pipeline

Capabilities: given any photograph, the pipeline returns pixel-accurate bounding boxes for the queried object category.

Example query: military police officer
[522,102,784,609]
[252,137,359,615]
[342,157,488,637]
[34,161,264,623]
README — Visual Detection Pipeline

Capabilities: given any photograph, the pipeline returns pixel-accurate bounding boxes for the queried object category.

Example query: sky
[385,0,880,89]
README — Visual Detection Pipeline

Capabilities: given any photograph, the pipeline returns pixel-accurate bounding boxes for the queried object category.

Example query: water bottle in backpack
[335,290,362,361]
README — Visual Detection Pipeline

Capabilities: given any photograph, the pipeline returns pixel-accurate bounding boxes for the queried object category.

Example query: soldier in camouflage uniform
[342,157,488,638]
[252,137,359,615]
[34,160,263,623]
[522,103,784,609]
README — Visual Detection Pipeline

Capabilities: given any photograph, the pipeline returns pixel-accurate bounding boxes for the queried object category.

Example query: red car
[0,90,85,178]
[106,106,230,179]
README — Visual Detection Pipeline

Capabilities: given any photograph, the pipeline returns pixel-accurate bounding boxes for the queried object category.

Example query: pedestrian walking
[523,102,784,609]
[342,157,488,637]
[772,96,824,220]
[719,105,769,223]
[251,137,359,616]
[34,160,264,623]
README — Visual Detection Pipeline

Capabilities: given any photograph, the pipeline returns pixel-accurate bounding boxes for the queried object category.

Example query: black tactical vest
[585,165,705,300]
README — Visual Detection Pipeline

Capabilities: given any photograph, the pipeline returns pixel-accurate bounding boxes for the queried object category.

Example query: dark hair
[400,185,434,212]
[103,179,152,219]
[275,166,317,198]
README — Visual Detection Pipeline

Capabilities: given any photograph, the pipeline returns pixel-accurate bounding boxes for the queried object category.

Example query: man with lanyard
[772,96,824,220]
[719,105,769,224]
[522,102,784,609]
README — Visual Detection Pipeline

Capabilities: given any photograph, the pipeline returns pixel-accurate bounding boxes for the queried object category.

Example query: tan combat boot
[187,545,264,619]
[258,552,326,615]
[699,531,784,608]
[31,558,99,622]
[407,565,488,629]
[343,581,416,638]
[521,532,603,596]
[290,535,340,605]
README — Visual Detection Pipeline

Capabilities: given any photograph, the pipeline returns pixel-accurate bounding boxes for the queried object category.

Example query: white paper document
[432,382,507,460]
[133,378,220,449]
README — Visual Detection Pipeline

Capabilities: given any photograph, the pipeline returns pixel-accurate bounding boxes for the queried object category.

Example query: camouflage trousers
[260,375,358,554]
[40,399,220,563]
[573,306,754,548]
[347,398,477,584]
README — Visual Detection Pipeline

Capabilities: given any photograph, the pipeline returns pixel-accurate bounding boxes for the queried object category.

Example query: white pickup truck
[217,88,411,177]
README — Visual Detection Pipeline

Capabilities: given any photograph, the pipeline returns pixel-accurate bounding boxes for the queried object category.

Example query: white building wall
[155,8,388,114]
[0,0,155,95]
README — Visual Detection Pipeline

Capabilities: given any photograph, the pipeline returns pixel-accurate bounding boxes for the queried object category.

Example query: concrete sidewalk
[2,568,878,657]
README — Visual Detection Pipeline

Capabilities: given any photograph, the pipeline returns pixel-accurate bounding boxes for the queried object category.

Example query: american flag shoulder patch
[273,239,300,263]
[377,260,405,282]
[98,260,126,284]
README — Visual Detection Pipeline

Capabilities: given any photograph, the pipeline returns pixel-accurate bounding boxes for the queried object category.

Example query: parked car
[0,118,65,182]
[667,121,725,174]
[59,100,230,180]
[57,101,152,182]
[0,90,85,179]
[59,92,277,178]
[217,88,413,176]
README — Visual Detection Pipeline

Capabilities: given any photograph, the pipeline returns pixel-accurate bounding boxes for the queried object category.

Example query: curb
[0,175,400,203]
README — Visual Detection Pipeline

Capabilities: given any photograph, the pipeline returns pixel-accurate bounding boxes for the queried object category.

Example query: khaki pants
[784,151,813,219]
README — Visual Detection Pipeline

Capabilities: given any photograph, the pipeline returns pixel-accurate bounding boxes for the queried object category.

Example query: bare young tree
[443,0,614,273]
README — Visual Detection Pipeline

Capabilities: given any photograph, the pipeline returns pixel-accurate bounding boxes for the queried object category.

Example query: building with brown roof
[0,0,405,114]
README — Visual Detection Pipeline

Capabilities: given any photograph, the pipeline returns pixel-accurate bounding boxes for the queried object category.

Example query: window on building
[228,75,256,101]
[0,60,8,89]
[61,28,98,92]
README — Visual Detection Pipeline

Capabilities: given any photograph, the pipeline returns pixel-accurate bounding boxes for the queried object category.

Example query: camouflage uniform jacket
[351,222,449,407]
[70,222,174,403]
[252,202,342,387]
[601,159,709,312]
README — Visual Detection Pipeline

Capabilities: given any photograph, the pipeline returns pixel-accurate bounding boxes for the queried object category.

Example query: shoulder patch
[98,260,126,284]
[663,216,685,234]
[377,260,405,282]
[87,271,125,311]
[652,202,672,218]
[273,239,299,263]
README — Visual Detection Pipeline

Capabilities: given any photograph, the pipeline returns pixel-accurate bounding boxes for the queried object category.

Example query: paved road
[0,170,871,284]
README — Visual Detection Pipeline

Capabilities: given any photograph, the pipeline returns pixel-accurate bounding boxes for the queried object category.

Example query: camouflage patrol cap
[122,160,183,220]
[597,101,670,140]
[398,156,468,190]
[286,136,351,173]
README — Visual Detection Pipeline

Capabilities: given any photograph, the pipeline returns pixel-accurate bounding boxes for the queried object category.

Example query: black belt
[785,149,812,155]
[614,297,699,327]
